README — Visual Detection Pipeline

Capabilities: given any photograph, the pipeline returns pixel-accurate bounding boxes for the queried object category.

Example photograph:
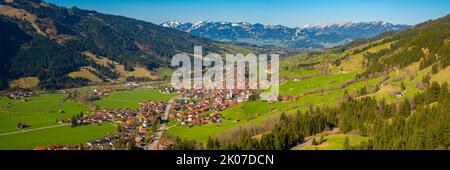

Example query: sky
[45,0,450,27]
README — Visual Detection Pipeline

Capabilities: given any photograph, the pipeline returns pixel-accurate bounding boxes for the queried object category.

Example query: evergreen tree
[319,136,326,144]
[343,137,350,150]
[311,138,319,145]
[400,81,406,91]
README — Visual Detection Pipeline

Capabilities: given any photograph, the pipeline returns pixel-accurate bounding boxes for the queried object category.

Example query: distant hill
[341,14,450,78]
[161,20,409,48]
[0,0,226,90]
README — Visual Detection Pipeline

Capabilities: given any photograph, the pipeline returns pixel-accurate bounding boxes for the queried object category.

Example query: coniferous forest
[0,0,222,90]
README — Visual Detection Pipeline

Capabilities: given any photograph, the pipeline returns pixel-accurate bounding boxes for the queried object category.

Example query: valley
[0,0,448,151]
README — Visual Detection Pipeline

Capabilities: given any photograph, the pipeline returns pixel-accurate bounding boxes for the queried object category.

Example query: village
[36,100,167,150]
[170,88,253,127]
[3,79,307,150]
[29,85,264,150]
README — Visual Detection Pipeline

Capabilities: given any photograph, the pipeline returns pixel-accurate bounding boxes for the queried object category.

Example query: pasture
[94,88,176,109]
[0,93,118,150]
[279,72,356,96]
[0,123,116,150]
[0,94,89,134]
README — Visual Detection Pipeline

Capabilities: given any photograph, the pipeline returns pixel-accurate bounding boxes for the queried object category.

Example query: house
[126,82,138,86]
[17,122,30,129]
[395,91,404,98]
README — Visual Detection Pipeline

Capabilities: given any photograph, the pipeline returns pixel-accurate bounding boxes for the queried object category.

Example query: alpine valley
[0,0,449,152]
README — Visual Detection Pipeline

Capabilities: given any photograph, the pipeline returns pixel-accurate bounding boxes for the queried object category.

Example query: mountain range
[162,20,409,48]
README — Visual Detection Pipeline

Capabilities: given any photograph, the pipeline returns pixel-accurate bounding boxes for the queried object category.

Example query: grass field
[280,67,321,79]
[335,42,393,73]
[297,134,369,150]
[0,123,116,150]
[431,65,450,84]
[0,93,116,150]
[0,94,89,134]
[279,72,356,96]
[94,88,176,109]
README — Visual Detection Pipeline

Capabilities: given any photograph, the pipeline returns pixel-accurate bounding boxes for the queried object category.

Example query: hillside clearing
[68,68,103,83]
[8,77,39,89]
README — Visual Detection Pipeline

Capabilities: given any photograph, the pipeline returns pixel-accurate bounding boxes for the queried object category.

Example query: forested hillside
[0,0,224,89]
[354,14,450,78]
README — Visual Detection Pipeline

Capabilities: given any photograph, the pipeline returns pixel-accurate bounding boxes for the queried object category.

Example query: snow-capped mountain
[161,21,409,48]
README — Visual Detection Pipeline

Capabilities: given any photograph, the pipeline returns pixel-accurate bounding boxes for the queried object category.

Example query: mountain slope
[0,0,224,89]
[162,20,409,48]
[355,14,450,78]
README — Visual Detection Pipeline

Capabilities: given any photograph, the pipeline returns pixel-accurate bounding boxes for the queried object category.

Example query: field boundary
[0,124,68,137]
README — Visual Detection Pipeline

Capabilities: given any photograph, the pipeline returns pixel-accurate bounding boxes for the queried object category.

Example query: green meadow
[279,72,357,96]
[0,123,116,150]
[0,93,117,149]
[0,94,89,134]
[0,87,174,149]
[94,88,176,109]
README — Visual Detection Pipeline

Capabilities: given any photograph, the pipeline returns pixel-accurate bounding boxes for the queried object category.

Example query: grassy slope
[68,68,103,83]
[83,51,156,81]
[297,134,369,150]
[431,65,450,83]
[279,72,356,96]
[8,77,39,89]
[335,42,393,73]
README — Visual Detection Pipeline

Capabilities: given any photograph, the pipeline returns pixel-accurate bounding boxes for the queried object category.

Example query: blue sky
[45,0,449,27]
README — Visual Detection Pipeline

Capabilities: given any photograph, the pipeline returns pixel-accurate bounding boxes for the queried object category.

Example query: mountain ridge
[162,20,409,48]
[0,0,228,89]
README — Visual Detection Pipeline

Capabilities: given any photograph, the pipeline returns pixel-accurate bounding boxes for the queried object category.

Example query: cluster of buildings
[32,86,261,149]
[6,91,33,100]
[92,88,110,97]
[39,101,167,150]
[170,88,252,127]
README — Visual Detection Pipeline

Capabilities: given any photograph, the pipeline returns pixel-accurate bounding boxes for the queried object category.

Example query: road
[0,124,68,137]
[291,137,313,150]
[147,97,175,150]
[290,127,340,150]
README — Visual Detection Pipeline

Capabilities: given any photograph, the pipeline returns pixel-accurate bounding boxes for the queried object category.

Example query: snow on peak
[192,20,213,28]
[302,21,394,29]
[161,21,182,28]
